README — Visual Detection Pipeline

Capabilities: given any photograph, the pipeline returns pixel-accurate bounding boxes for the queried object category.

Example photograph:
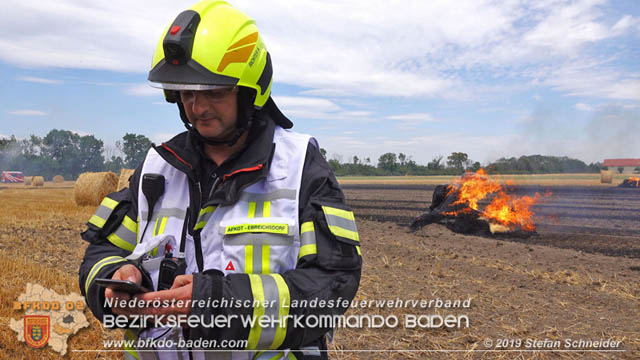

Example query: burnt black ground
[342,184,640,259]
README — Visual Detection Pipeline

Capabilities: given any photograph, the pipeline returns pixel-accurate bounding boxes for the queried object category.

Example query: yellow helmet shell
[148,0,272,108]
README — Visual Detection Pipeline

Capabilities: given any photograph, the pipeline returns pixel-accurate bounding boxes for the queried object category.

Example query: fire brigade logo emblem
[24,315,50,348]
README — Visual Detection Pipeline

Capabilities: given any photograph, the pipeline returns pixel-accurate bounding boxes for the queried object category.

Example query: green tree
[320,148,327,159]
[427,155,444,171]
[353,155,359,164]
[78,135,105,173]
[398,153,406,165]
[447,152,469,171]
[377,152,398,173]
[122,133,152,168]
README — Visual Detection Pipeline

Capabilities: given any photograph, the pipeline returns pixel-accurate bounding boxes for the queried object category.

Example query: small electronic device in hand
[95,278,150,294]
[157,252,187,291]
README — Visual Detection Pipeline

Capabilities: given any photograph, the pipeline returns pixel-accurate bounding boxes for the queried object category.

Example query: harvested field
[0,177,638,359]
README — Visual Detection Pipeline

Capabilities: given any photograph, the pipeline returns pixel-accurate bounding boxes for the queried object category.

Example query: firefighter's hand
[105,264,143,316]
[135,275,193,317]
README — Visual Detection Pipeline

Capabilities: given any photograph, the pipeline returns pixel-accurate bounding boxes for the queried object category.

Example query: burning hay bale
[52,175,64,183]
[74,172,118,206]
[31,176,45,187]
[410,170,549,237]
[117,168,135,191]
[619,177,640,188]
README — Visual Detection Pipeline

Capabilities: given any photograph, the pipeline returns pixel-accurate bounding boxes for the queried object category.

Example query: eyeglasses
[179,86,237,103]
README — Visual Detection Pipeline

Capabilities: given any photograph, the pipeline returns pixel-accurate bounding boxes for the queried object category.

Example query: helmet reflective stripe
[148,0,273,108]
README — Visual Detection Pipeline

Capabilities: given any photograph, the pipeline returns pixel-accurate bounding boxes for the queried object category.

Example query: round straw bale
[24,176,32,186]
[74,172,118,206]
[117,168,136,191]
[52,175,64,183]
[600,170,612,184]
[32,176,44,187]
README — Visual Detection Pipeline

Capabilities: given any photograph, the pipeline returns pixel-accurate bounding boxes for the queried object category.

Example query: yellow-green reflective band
[356,246,362,256]
[300,221,314,234]
[107,233,136,252]
[122,215,138,235]
[85,256,127,294]
[263,201,271,218]
[328,225,360,242]
[246,274,265,350]
[107,216,138,253]
[298,244,317,259]
[271,274,289,350]
[123,329,139,359]
[245,245,254,274]
[246,274,290,351]
[101,197,119,210]
[225,223,289,235]
[195,206,216,230]
[321,205,355,221]
[194,221,206,230]
[248,202,256,218]
[88,214,106,228]
[199,206,216,216]
[322,206,359,242]
[153,217,168,236]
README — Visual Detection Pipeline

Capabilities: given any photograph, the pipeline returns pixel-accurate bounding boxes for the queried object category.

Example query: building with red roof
[602,159,640,174]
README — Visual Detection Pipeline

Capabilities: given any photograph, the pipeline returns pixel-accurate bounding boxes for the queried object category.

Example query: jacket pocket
[311,199,362,271]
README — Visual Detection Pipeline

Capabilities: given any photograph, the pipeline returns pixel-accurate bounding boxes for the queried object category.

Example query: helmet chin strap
[177,101,252,147]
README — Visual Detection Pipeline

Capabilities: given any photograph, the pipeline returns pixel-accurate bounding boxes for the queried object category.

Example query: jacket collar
[156,112,277,206]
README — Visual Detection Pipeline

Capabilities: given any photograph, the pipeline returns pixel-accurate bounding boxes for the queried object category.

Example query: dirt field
[0,179,638,359]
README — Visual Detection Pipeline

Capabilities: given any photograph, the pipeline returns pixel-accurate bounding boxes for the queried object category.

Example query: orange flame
[445,169,550,231]
[630,177,640,187]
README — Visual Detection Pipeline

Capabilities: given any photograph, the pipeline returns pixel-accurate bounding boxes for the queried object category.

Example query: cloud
[71,130,91,137]
[124,83,163,97]
[272,96,342,119]
[17,76,61,84]
[575,102,594,111]
[8,110,47,116]
[0,0,636,102]
[150,133,177,145]
[385,112,439,129]
[540,61,640,101]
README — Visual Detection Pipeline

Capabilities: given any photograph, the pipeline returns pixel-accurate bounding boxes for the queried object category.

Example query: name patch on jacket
[225,223,289,235]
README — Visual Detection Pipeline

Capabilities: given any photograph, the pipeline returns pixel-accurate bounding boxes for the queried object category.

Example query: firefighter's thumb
[115,264,142,284]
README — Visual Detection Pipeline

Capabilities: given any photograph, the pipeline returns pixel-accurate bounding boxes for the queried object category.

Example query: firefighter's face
[179,87,239,141]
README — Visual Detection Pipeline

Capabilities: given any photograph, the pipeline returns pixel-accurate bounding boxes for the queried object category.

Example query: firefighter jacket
[78,114,362,360]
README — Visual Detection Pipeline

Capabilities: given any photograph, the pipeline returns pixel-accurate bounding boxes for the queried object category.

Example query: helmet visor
[149,81,233,91]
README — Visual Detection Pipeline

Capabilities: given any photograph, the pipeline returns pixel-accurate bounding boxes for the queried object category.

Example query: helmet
[148,0,272,108]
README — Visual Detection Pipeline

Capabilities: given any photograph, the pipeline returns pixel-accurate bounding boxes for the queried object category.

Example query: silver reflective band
[148,81,234,91]
[239,189,297,203]
[224,233,293,246]
[325,214,358,234]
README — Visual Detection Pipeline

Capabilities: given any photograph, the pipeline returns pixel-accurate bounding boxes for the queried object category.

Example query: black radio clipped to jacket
[157,207,190,290]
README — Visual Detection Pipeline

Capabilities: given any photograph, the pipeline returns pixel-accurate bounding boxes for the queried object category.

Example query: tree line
[323,150,602,176]
[0,129,152,180]
[1,129,602,180]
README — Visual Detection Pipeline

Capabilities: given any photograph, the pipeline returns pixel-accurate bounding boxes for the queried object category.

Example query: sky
[1,0,639,166]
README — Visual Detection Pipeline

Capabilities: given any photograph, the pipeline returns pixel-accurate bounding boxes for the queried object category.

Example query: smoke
[584,105,640,162]
[513,103,639,164]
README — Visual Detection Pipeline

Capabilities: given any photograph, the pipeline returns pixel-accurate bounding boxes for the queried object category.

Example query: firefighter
[78,1,362,359]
